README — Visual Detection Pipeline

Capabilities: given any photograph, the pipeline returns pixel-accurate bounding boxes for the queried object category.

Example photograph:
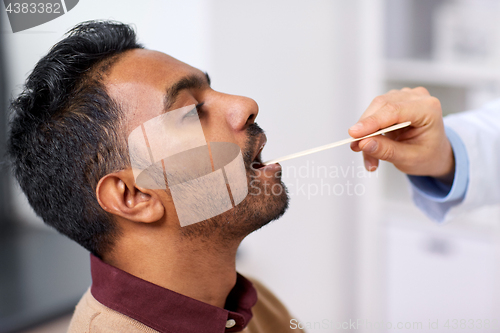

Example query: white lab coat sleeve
[408,99,500,222]
[408,126,468,222]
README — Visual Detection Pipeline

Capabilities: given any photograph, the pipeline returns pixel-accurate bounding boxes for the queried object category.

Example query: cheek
[201,120,240,146]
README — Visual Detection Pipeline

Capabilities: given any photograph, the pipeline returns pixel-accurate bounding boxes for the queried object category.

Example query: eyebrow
[163,72,211,111]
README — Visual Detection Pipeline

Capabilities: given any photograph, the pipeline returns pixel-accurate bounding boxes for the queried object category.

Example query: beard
[180,123,289,241]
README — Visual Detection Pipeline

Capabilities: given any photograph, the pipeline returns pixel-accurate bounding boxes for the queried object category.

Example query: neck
[105,225,242,308]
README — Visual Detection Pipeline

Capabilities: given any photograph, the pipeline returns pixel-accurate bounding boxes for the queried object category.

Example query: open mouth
[251,137,267,169]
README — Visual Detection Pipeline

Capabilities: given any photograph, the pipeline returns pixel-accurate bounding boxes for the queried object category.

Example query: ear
[96,169,165,223]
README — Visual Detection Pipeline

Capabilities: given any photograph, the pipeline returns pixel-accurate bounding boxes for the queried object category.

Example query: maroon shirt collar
[90,254,257,333]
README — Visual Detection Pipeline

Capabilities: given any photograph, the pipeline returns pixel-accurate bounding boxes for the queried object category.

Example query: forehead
[105,49,201,133]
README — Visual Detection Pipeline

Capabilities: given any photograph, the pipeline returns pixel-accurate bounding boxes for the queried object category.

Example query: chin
[180,174,289,241]
[218,168,290,238]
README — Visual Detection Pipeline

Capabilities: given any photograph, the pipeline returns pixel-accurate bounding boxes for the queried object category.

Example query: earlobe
[96,170,165,223]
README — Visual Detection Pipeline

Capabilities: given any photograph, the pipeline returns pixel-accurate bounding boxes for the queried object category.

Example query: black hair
[7,20,143,257]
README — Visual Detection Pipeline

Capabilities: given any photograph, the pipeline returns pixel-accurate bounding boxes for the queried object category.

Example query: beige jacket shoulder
[68,278,303,333]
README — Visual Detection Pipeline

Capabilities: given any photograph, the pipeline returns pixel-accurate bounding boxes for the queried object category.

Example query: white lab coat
[412,99,500,221]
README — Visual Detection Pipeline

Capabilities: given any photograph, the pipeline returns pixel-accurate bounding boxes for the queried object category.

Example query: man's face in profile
[105,49,288,238]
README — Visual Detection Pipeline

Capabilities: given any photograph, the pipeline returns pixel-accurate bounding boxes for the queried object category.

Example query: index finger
[348,94,440,138]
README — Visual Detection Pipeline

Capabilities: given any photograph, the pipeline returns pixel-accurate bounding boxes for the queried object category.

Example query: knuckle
[364,114,379,126]
[372,95,387,105]
[428,96,441,107]
[414,86,429,95]
[427,96,442,113]
[384,101,398,115]
[380,145,395,161]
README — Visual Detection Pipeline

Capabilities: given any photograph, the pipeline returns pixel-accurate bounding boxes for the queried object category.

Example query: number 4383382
[5,3,61,14]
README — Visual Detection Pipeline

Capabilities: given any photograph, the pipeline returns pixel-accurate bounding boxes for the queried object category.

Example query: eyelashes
[195,102,204,111]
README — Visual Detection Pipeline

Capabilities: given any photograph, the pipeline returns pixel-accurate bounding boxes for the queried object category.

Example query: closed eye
[184,108,198,118]
[183,102,204,118]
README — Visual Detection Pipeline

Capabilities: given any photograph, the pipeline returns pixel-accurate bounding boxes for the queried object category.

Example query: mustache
[243,123,264,167]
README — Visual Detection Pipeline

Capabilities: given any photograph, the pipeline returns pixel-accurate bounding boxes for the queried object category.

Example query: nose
[219,94,259,131]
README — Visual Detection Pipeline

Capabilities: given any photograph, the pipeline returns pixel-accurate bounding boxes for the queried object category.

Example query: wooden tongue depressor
[262,121,412,165]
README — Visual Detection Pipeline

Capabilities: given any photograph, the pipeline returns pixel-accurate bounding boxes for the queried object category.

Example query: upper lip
[252,133,267,164]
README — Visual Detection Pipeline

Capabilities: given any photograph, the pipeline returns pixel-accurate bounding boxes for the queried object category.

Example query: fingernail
[364,159,371,171]
[364,159,377,172]
[364,140,377,153]
[349,123,363,132]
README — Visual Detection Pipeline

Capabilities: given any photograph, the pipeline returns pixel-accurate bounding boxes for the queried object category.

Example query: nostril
[247,114,255,123]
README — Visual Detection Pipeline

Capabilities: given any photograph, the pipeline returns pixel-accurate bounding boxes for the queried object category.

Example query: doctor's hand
[349,87,455,184]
